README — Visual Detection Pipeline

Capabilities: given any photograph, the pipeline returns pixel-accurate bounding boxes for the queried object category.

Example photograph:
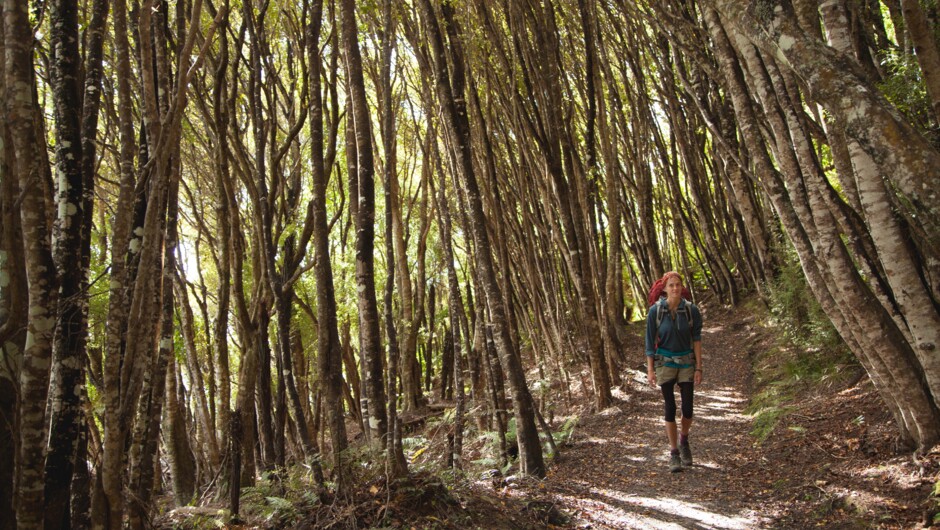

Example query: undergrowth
[160,407,581,529]
[746,250,859,443]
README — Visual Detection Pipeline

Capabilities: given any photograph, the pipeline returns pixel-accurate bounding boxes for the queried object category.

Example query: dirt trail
[542,307,772,529]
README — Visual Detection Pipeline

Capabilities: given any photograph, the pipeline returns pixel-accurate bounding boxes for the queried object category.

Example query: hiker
[645,271,703,473]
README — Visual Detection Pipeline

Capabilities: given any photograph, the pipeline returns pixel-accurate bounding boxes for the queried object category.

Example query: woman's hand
[694,370,702,385]
[647,370,657,387]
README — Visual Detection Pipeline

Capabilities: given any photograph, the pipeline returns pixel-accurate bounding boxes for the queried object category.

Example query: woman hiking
[645,271,703,472]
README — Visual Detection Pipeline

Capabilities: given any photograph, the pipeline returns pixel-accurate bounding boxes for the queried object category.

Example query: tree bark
[715,8,940,448]
[711,0,940,258]
[164,350,196,505]
[4,0,59,525]
[340,0,389,445]
[176,272,221,469]
[211,0,233,452]
[379,0,409,479]
[96,0,139,521]
[418,0,544,477]
[899,0,940,122]
[44,0,93,522]
[306,0,349,487]
[0,20,23,522]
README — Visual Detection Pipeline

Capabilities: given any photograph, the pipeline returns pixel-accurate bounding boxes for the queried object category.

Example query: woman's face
[665,275,683,300]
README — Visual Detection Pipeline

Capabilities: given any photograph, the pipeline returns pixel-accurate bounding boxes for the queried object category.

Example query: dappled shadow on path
[543,323,770,529]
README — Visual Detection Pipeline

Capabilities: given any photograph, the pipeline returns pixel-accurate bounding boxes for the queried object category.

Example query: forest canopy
[1,0,939,528]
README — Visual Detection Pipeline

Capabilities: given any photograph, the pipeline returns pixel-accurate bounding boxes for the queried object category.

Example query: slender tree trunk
[212,0,233,450]
[96,0,139,522]
[274,289,323,480]
[176,272,221,469]
[379,0,409,479]
[63,0,110,526]
[340,0,388,445]
[5,0,59,525]
[418,0,544,477]
[899,0,940,122]
[0,29,24,524]
[255,309,276,469]
[428,143,466,469]
[379,24,423,411]
[127,190,175,529]
[43,0,90,522]
[164,351,196,505]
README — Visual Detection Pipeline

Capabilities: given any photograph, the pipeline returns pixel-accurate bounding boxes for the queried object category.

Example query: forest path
[542,306,773,529]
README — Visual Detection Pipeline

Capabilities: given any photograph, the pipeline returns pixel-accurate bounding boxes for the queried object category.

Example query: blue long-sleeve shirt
[645,298,702,358]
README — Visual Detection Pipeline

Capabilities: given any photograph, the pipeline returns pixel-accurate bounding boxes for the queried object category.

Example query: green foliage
[505,417,518,445]
[748,404,793,443]
[878,48,936,139]
[766,247,846,353]
[474,418,518,473]
[746,248,859,444]
[550,416,578,447]
[238,468,320,527]
[932,477,940,524]
[169,512,229,530]
[746,339,855,443]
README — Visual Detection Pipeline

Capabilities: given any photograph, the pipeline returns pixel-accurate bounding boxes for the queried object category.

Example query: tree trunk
[340,0,389,445]
[899,0,940,122]
[96,0,139,521]
[378,0,409,479]
[307,0,349,487]
[44,0,95,522]
[5,0,59,525]
[418,0,544,477]
[211,0,233,450]
[255,309,276,469]
[711,0,940,259]
[428,133,465,469]
[165,352,196,505]
[0,26,23,521]
[176,272,222,469]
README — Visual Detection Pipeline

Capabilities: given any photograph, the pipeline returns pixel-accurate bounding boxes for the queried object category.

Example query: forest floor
[160,303,940,529]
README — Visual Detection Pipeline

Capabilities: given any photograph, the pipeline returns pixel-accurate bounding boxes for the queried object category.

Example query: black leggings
[661,380,694,423]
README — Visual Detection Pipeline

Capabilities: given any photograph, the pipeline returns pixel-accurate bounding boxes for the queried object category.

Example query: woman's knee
[663,402,677,422]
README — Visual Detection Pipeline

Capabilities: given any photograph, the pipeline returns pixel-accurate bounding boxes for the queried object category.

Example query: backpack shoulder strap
[657,299,694,329]
[680,298,691,317]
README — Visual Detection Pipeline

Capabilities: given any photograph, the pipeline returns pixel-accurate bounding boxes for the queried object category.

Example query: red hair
[661,271,682,286]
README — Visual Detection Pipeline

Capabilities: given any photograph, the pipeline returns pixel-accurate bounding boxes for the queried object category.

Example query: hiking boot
[669,451,682,473]
[679,441,693,466]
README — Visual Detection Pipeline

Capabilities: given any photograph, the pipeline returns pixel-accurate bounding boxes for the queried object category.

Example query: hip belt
[654,348,694,369]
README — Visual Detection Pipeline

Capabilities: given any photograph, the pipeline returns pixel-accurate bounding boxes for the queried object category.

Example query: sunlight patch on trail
[613,493,761,529]
[591,488,761,529]
[700,390,748,404]
[553,487,765,530]
[695,407,748,421]
[581,436,618,445]
[694,386,750,421]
